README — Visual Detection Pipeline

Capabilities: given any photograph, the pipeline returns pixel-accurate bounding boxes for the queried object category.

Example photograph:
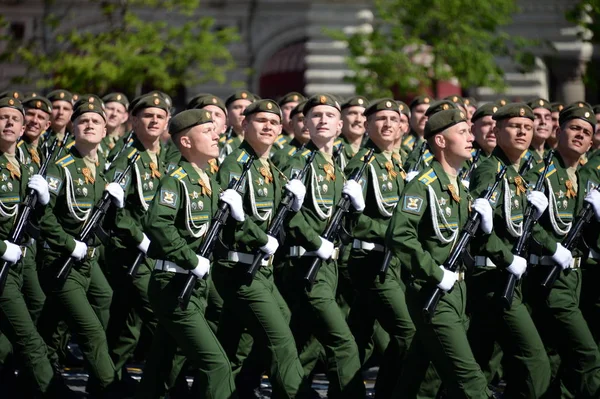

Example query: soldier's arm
[525,168,558,254]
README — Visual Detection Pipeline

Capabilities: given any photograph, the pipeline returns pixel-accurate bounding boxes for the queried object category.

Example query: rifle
[423,166,507,323]
[459,148,481,182]
[499,150,554,307]
[52,130,71,163]
[518,154,534,176]
[177,155,255,310]
[304,148,375,290]
[245,148,317,284]
[0,133,63,295]
[55,151,141,287]
[409,142,428,173]
[105,130,135,172]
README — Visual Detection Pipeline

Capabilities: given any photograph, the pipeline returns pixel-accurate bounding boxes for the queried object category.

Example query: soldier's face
[494,117,533,156]
[399,113,410,135]
[183,122,220,159]
[104,102,128,130]
[532,108,552,142]
[551,111,560,136]
[467,105,477,121]
[472,115,496,154]
[410,104,429,134]
[73,112,106,144]
[24,108,51,140]
[292,113,310,143]
[51,100,73,130]
[594,113,600,149]
[0,108,25,144]
[202,105,227,136]
[366,110,399,149]
[281,102,298,133]
[437,121,473,161]
[133,107,168,140]
[341,106,366,139]
[242,112,282,149]
[306,105,343,145]
[557,119,593,157]
[228,99,252,132]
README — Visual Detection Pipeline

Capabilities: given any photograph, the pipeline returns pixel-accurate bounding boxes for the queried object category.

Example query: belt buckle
[332,247,340,261]
[86,247,97,258]
[457,271,465,282]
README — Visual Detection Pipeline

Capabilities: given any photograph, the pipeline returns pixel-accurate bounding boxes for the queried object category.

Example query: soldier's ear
[434,133,445,149]
[179,134,192,149]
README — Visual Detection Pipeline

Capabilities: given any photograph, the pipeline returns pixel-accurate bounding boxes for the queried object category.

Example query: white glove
[1,241,21,263]
[71,240,88,261]
[507,255,527,279]
[137,234,150,254]
[552,243,573,270]
[191,255,210,279]
[259,235,279,256]
[585,190,600,221]
[105,182,125,208]
[437,266,458,292]
[461,180,470,190]
[285,179,306,212]
[315,236,334,260]
[472,198,493,234]
[406,171,419,182]
[220,189,245,222]
[28,174,50,205]
[343,180,365,212]
[527,190,548,220]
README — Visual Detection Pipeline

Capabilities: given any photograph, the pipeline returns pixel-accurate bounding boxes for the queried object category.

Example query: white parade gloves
[259,235,279,256]
[343,180,365,212]
[285,179,306,212]
[506,255,527,279]
[437,266,458,292]
[137,234,150,254]
[406,171,419,182]
[192,255,210,279]
[552,243,573,270]
[527,191,548,220]
[584,190,600,221]
[315,236,334,260]
[28,174,50,205]
[1,241,22,263]
[71,240,88,261]
[472,198,493,234]
[220,189,245,222]
[105,182,125,208]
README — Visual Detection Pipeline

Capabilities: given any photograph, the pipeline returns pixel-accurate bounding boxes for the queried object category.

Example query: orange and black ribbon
[323,163,335,181]
[514,176,527,196]
[82,167,95,184]
[260,166,273,184]
[448,184,460,203]
[198,178,212,196]
[385,161,398,179]
[28,148,40,167]
[6,163,20,180]
[566,180,577,199]
[149,162,161,179]
[208,159,219,174]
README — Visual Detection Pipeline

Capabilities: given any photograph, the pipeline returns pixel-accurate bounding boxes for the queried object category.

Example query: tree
[329,0,536,99]
[0,0,240,98]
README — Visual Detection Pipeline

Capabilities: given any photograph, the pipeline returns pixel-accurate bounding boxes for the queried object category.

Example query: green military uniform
[274,92,306,150]
[100,92,130,158]
[271,137,307,169]
[135,110,236,399]
[386,109,492,398]
[400,95,433,158]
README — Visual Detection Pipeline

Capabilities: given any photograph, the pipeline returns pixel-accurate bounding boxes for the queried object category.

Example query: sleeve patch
[402,195,424,214]
[46,175,62,194]
[159,189,178,208]
[114,169,131,190]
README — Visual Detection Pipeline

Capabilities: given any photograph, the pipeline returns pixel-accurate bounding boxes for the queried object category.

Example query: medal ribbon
[28,148,41,167]
[198,179,212,196]
[514,176,527,196]
[208,159,219,174]
[149,162,161,179]
[82,167,95,184]
[448,184,460,203]
[385,161,398,179]
[6,163,20,180]
[323,163,335,181]
[260,166,273,184]
[565,180,577,199]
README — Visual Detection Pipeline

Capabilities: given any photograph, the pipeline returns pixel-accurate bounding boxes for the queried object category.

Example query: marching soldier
[548,102,564,149]
[336,96,368,170]
[470,103,498,162]
[400,95,432,157]
[274,91,305,149]
[271,100,309,168]
[44,89,74,154]
[386,109,494,398]
[394,100,410,160]
[526,98,553,164]
[219,90,258,163]
[101,92,129,155]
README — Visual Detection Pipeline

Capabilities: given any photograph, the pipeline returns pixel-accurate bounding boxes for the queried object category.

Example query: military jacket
[218,133,243,164]
[106,132,135,165]
[215,141,283,261]
[106,138,178,250]
[403,141,434,173]
[17,139,44,175]
[385,159,471,287]
[40,147,107,254]
[334,136,360,171]
[346,140,405,246]
[284,143,345,251]
[144,159,220,270]
[271,138,305,168]
[273,133,293,151]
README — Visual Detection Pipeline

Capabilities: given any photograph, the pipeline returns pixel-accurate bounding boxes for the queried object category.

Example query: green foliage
[330,0,537,98]
[566,0,600,42]
[1,0,239,96]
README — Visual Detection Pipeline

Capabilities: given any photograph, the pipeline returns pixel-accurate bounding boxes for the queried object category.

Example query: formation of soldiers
[1,87,600,399]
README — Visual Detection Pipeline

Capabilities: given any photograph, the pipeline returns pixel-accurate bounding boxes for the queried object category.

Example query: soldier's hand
[137,233,150,254]
[405,171,419,182]
[105,182,125,208]
[28,174,50,205]
[552,243,573,270]
[343,180,365,212]
[527,191,548,220]
[507,255,527,279]
[1,241,22,263]
[259,235,279,256]
[220,189,245,222]
[436,266,458,292]
[316,236,334,260]
[585,190,600,221]
[472,198,493,234]
[71,240,88,261]
[192,255,210,279]
[285,179,306,212]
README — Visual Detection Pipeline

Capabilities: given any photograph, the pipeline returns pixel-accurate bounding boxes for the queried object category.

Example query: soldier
[470,103,498,161]
[465,97,478,122]
[37,100,125,397]
[274,91,305,149]
[525,103,600,397]
[386,109,494,398]
[526,98,552,164]
[400,94,432,157]
[336,96,368,170]
[281,94,366,398]
[46,89,74,145]
[468,103,552,397]
[101,92,129,153]
[219,90,258,162]
[271,100,309,169]
[589,104,600,161]
[548,102,564,149]
[213,99,307,398]
[135,109,237,399]
[395,100,411,159]
[345,99,412,398]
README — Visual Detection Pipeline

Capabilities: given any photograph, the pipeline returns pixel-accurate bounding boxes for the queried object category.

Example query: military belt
[457,271,465,281]
[228,251,272,267]
[43,241,98,259]
[589,248,600,260]
[155,259,188,274]
[289,246,340,261]
[352,239,384,252]
[474,256,497,268]
[529,254,581,269]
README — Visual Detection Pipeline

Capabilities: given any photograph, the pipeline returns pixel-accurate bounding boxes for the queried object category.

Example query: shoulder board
[423,149,433,163]
[275,136,287,146]
[471,148,478,158]
[65,141,75,149]
[236,150,250,164]
[56,154,75,168]
[227,138,235,144]
[301,149,311,158]
[17,140,25,148]
[127,148,138,159]
[520,150,532,161]
[170,167,187,180]
[218,136,227,144]
[545,162,556,178]
[402,135,415,146]
[360,151,376,163]
[418,168,437,186]
[288,147,298,156]
[497,161,502,173]
[333,138,343,148]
